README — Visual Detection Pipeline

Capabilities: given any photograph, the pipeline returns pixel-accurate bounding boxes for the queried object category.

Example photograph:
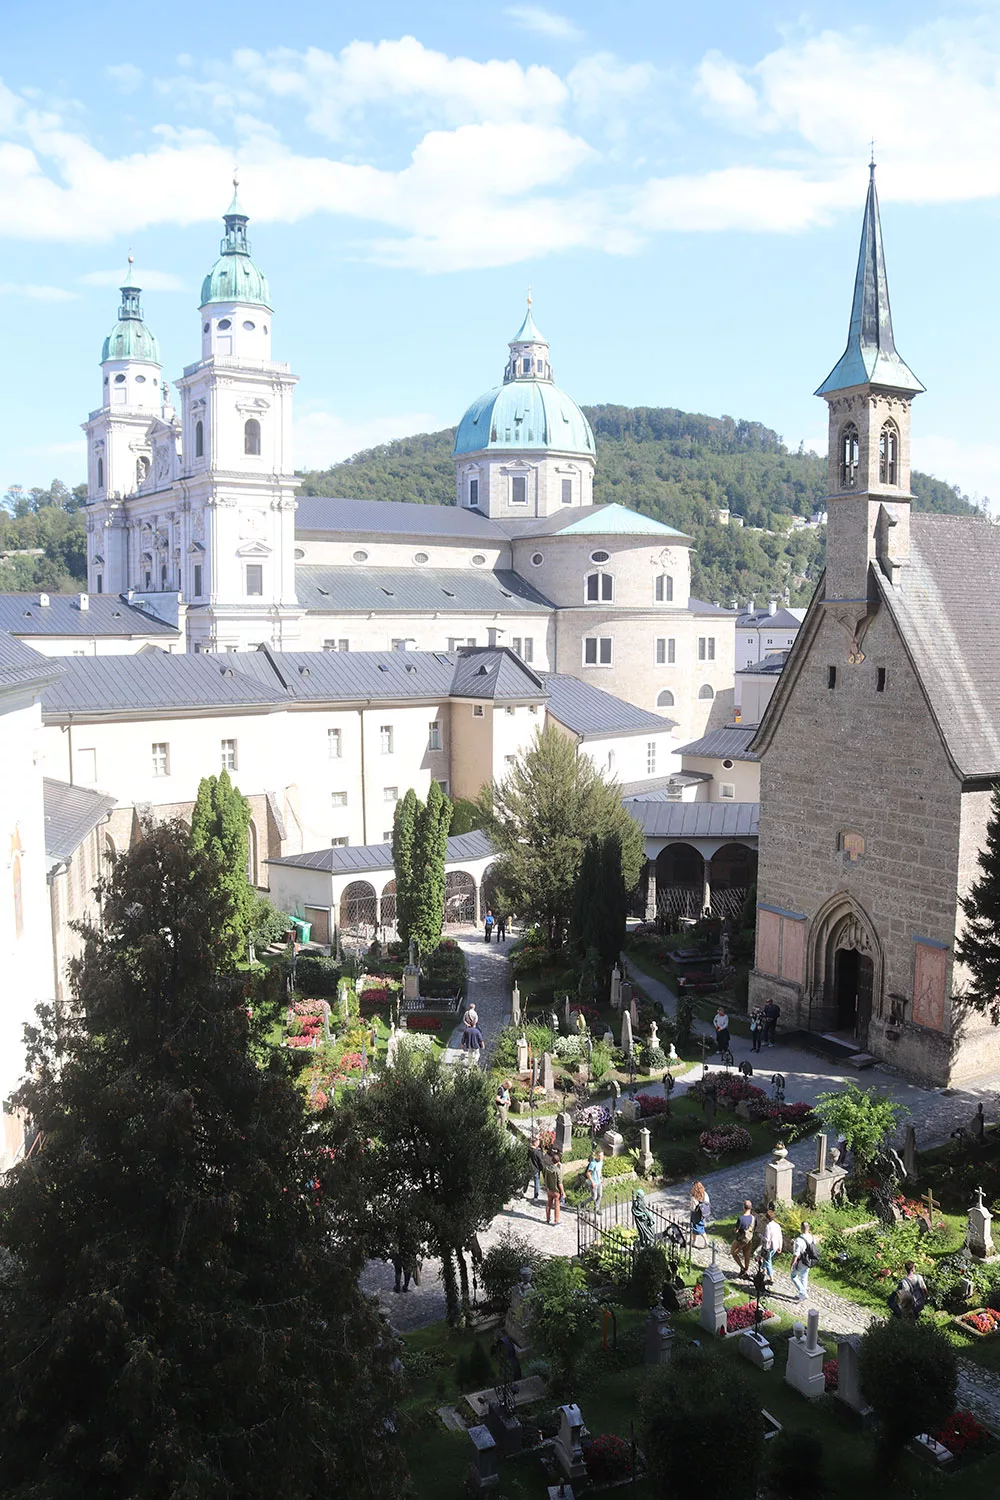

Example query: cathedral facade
[82,187,735,749]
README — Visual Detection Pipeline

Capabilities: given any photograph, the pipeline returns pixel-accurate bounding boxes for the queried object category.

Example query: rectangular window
[328,728,342,759]
[511,475,527,505]
[221,739,237,771]
[437,780,449,795]
[193,564,202,597]
[391,638,407,650]
[719,783,736,800]
[145,570,151,589]
[473,704,485,718]
[323,639,349,652]
[668,638,676,664]
[331,791,348,808]
[383,830,394,842]
[511,637,522,658]
[96,574,103,594]
[331,836,349,847]
[505,705,515,716]
[828,665,837,690]
[698,637,716,661]
[876,667,886,692]
[151,742,169,777]
[529,704,538,715]
[584,637,613,666]
[380,725,394,754]
[246,564,263,597]
[504,754,516,766]
[384,787,399,803]
[428,720,441,750]
[646,741,657,775]
[656,638,666,665]
[561,477,572,505]
[469,477,479,506]
[77,748,97,784]
[523,637,534,663]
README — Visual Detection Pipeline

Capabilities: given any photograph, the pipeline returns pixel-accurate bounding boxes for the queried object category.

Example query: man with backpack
[890,1260,928,1319]
[730,1199,758,1276]
[790,1220,818,1301]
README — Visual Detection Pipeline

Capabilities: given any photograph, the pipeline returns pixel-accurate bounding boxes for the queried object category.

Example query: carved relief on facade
[912,940,948,1032]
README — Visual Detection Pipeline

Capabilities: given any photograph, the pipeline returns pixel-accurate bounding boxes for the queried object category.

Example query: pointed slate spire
[816,163,924,396]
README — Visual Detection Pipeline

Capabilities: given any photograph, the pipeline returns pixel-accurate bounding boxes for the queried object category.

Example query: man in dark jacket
[526,1131,545,1201]
[763,1001,780,1047]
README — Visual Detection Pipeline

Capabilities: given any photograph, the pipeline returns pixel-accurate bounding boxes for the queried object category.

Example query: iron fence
[577,1192,691,1279]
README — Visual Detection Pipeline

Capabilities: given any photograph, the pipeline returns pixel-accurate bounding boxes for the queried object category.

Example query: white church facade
[82,186,735,749]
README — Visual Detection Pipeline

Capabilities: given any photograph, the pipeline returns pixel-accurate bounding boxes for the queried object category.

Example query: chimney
[769,599,778,616]
[78,593,89,611]
[748,598,755,613]
[38,593,49,607]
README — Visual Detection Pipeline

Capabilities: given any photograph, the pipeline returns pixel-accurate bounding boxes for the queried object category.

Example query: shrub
[768,1428,824,1498]
[602,1154,639,1180]
[814,1082,907,1171]
[675,999,694,1049]
[478,1229,543,1310]
[641,1345,763,1498]
[527,1258,600,1388]
[491,1027,520,1071]
[590,1225,638,1284]
[525,1022,556,1056]
[636,1093,671,1118]
[632,1245,670,1307]
[455,1340,494,1391]
[293,953,342,996]
[647,1044,668,1069]
[585,1433,634,1483]
[700,1123,753,1155]
[859,1317,958,1467]
[250,894,292,948]
[554,1035,583,1060]
[588,1041,612,1081]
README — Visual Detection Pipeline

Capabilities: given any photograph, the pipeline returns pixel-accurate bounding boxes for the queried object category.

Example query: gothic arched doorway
[807,894,882,1045]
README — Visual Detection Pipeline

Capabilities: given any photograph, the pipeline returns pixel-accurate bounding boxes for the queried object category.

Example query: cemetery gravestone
[555,1111,573,1156]
[563,993,571,1030]
[511,984,522,1028]
[516,1035,529,1073]
[903,1124,918,1180]
[609,1079,622,1113]
[554,1405,588,1484]
[806,1133,838,1207]
[835,1335,871,1418]
[540,1052,555,1095]
[505,1267,535,1350]
[630,995,640,1030]
[785,1310,825,1400]
[603,1128,625,1158]
[649,1019,659,1051]
[699,1258,727,1336]
[602,1028,615,1046]
[619,1098,638,1124]
[738,1331,774,1371]
[765,1141,794,1204]
[621,1010,634,1058]
[967,1186,997,1260]
[638,1126,654,1176]
[466,1425,500,1493]
[610,965,622,1011]
[645,1297,674,1364]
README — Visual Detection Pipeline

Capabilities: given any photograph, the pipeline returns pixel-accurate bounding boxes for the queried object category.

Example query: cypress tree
[391,787,419,949]
[571,833,628,1000]
[189,769,254,966]
[410,780,453,955]
[0,821,405,1498]
[955,781,1000,1024]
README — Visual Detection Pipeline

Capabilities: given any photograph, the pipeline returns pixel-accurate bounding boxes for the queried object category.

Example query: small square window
[504,754,516,766]
[331,836,349,847]
[468,477,479,507]
[529,704,538,715]
[473,704,485,718]
[437,779,449,795]
[505,705,515,716]
[719,782,736,800]
[331,791,348,807]
[384,786,399,803]
[221,739,237,771]
[383,830,394,842]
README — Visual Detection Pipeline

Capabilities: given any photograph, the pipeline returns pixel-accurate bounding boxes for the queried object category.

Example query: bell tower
[817,162,924,617]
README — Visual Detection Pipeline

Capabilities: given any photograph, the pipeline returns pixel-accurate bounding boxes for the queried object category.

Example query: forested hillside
[0,481,88,592]
[298,405,979,606]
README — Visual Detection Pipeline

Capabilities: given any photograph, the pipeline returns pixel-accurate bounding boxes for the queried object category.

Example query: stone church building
[749,165,1000,1086]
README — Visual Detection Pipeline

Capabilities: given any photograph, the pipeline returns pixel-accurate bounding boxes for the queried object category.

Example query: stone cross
[921,1187,941,1227]
[649,1019,659,1051]
[609,1078,621,1111]
[621,1009,634,1057]
[555,1110,573,1156]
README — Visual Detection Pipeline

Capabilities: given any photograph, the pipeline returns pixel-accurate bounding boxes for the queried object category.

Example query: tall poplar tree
[391,787,419,950]
[956,781,1000,1024]
[0,821,405,1499]
[571,833,629,1000]
[190,769,254,966]
[411,779,453,954]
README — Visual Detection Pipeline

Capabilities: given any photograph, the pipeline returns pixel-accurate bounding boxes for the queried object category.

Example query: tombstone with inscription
[621,1009,634,1058]
[785,1310,825,1400]
[638,1126,654,1176]
[516,1035,529,1074]
[466,1425,500,1493]
[967,1186,997,1260]
[540,1052,555,1095]
[610,965,622,1011]
[555,1110,573,1156]
[620,1098,639,1124]
[403,938,420,1002]
[563,993,572,1030]
[505,1266,535,1350]
[630,995,640,1031]
[645,1297,675,1364]
[806,1134,837,1207]
[835,1335,871,1418]
[554,1405,588,1484]
[603,1128,624,1158]
[603,1028,615,1047]
[699,1252,727,1336]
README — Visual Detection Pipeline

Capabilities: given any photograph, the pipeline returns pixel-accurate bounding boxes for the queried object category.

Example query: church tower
[176,180,301,651]
[816,163,924,615]
[453,297,596,518]
[83,258,162,594]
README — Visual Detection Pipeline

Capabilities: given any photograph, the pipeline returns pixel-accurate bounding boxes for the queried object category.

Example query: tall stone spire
[816,162,923,397]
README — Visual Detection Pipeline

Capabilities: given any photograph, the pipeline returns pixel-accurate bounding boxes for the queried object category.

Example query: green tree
[572,832,629,999]
[955,780,1000,1023]
[814,1082,907,1172]
[0,821,405,1499]
[189,769,255,966]
[343,1050,527,1326]
[859,1318,957,1471]
[526,1258,599,1390]
[479,725,643,943]
[641,1344,764,1498]
[410,779,452,954]
[391,787,419,949]
[449,797,482,835]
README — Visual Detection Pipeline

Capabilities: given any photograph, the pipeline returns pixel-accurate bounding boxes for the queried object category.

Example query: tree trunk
[457,1248,472,1325]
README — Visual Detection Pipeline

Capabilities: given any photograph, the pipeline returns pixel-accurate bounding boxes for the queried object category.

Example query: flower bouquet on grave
[584,1433,634,1482]
[932,1410,992,1459]
[726,1302,776,1334]
[823,1359,839,1391]
[957,1308,1000,1337]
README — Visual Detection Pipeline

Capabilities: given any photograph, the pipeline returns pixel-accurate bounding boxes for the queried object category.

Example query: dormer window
[879,422,898,485]
[839,422,859,489]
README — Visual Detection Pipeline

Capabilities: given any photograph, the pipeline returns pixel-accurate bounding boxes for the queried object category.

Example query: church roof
[815,164,923,397]
[502,503,690,540]
[295,565,552,614]
[200,185,271,310]
[677,725,759,761]
[454,379,595,458]
[0,594,178,638]
[294,496,505,541]
[450,648,545,701]
[40,654,287,717]
[625,800,759,840]
[510,305,547,344]
[102,258,160,364]
[43,778,116,867]
[541,673,675,737]
[0,632,62,696]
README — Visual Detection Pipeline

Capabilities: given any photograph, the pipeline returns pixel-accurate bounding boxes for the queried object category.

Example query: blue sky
[3,1,1000,502]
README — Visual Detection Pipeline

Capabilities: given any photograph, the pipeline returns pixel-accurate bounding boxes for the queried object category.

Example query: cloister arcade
[639,839,758,926]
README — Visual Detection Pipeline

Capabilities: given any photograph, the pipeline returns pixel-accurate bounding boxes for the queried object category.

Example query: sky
[3,1,1000,503]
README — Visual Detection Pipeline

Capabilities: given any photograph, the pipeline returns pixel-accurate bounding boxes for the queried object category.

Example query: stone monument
[602,1028,615,1047]
[645,1297,675,1364]
[466,1425,500,1493]
[699,1254,727,1336]
[621,1010,634,1058]
[602,1128,624,1158]
[403,939,420,1003]
[630,995,640,1030]
[555,1110,573,1156]
[649,1019,660,1051]
[609,1078,621,1113]
[554,1405,588,1484]
[903,1124,918,1180]
[620,1098,639,1124]
[505,1266,535,1350]
[516,1035,529,1074]
[511,983,522,1028]
[540,1052,555,1095]
[610,965,622,1011]
[806,1134,838,1207]
[967,1186,997,1260]
[738,1330,774,1371]
[785,1310,825,1400]
[765,1141,794,1205]
[638,1126,654,1176]
[835,1335,871,1418]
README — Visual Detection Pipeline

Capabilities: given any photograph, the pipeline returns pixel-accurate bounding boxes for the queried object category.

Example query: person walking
[759,1206,783,1282]
[496,912,508,942]
[749,1007,765,1054]
[484,910,495,943]
[713,1006,730,1056]
[731,1199,758,1276]
[494,1079,511,1131]
[462,1002,479,1032]
[543,1149,565,1226]
[461,1021,486,1067]
[763,1000,780,1047]
[690,1180,711,1249]
[527,1130,545,1201]
[790,1220,818,1302]
[891,1260,928,1320]
[585,1146,605,1212]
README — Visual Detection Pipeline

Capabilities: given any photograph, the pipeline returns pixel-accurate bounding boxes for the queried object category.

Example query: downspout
[358,707,368,845]
[66,712,74,785]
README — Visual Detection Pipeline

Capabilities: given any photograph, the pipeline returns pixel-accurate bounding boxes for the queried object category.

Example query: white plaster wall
[294,534,510,571]
[10,633,178,657]
[577,729,675,786]
[680,754,760,803]
[295,611,553,665]
[512,534,692,611]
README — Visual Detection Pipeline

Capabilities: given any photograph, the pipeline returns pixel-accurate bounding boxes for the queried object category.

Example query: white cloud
[505,6,582,40]
[912,434,1000,510]
[634,165,858,235]
[78,267,187,291]
[106,64,143,94]
[0,280,76,301]
[293,408,445,468]
[567,53,656,118]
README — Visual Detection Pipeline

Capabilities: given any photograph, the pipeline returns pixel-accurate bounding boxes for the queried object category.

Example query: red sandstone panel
[757,908,781,977]
[912,941,948,1032]
[780,917,805,984]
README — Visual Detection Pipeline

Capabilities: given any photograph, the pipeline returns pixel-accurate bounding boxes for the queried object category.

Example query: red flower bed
[959,1308,1000,1336]
[700,1123,753,1154]
[636,1093,671,1118]
[570,1003,601,1024]
[823,1359,838,1391]
[584,1433,633,1482]
[726,1303,776,1334]
[291,999,328,1017]
[712,1076,766,1106]
[403,1014,442,1033]
[286,1035,317,1049]
[932,1410,991,1458]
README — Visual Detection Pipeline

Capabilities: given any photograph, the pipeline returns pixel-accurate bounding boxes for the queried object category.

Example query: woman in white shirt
[759,1207,783,1281]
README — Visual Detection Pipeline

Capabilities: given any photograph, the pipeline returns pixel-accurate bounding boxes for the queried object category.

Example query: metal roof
[451,648,546,702]
[454,379,595,458]
[233,648,459,702]
[0,594,179,637]
[541,673,675,737]
[815,164,924,397]
[41,654,287,717]
[0,632,63,695]
[43,778,116,866]
[499,503,689,541]
[294,496,505,541]
[296,565,552,614]
[267,828,494,876]
[688,597,740,618]
[629,801,759,839]
[736,652,789,677]
[676,725,760,762]
[737,607,806,630]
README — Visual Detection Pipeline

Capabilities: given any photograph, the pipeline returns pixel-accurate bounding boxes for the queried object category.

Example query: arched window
[195,420,204,459]
[96,457,104,489]
[244,418,261,456]
[698,684,715,700]
[879,422,898,485]
[655,574,673,603]
[839,422,859,490]
[585,571,614,602]
[657,689,675,707]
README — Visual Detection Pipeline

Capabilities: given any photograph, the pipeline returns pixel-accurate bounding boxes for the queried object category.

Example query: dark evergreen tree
[190,769,254,966]
[391,787,419,950]
[0,821,405,1499]
[955,781,1000,1023]
[410,779,452,955]
[571,833,628,1000]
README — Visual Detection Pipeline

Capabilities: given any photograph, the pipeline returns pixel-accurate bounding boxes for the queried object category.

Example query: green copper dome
[200,182,272,310]
[101,259,161,364]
